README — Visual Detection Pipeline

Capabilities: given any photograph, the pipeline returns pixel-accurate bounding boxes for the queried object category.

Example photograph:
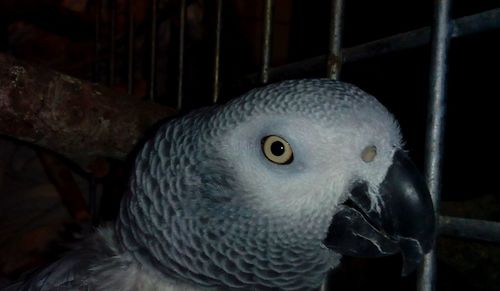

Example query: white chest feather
[91,263,202,291]
[88,228,205,291]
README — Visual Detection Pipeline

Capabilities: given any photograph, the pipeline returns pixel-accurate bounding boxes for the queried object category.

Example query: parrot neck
[116,199,340,291]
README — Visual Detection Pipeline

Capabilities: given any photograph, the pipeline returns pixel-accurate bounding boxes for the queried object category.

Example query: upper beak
[323,150,436,275]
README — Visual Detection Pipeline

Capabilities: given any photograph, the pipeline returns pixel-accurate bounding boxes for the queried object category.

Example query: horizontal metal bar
[236,8,500,88]
[451,8,500,38]
[345,8,500,64]
[439,216,500,244]
[343,27,430,64]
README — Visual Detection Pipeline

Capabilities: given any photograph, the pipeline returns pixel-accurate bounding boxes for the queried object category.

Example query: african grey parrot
[4,79,435,290]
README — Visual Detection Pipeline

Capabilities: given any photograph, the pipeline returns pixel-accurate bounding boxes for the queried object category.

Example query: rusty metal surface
[321,3,345,290]
[260,0,274,84]
[327,0,344,80]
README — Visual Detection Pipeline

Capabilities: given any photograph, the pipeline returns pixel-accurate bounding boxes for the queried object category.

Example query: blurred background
[0,0,499,290]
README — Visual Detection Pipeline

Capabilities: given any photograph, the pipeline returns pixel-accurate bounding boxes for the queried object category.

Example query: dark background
[0,0,499,290]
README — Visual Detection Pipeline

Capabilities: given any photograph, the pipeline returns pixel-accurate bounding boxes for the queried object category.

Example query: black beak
[323,150,436,275]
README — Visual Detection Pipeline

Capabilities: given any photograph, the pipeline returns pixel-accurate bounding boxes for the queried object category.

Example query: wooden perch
[0,53,176,171]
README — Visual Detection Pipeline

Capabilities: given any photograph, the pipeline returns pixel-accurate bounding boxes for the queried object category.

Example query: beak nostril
[361,145,377,163]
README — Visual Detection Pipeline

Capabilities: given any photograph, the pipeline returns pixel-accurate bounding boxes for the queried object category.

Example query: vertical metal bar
[177,0,187,109]
[212,0,223,104]
[417,1,452,291]
[128,0,135,95]
[322,4,344,290]
[95,0,102,82]
[327,0,344,80]
[89,176,98,225]
[150,0,158,101]
[109,0,116,85]
[261,0,274,84]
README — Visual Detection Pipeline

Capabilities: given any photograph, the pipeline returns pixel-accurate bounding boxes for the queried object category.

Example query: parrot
[3,79,435,291]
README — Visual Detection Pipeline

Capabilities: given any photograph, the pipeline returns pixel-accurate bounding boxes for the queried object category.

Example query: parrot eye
[361,145,377,163]
[261,135,294,165]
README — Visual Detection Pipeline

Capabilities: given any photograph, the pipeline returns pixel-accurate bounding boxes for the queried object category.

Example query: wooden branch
[0,53,176,170]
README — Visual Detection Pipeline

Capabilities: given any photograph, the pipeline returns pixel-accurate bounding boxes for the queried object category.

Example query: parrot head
[116,79,435,290]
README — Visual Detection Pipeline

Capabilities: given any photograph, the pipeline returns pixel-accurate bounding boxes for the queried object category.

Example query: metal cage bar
[440,216,500,243]
[177,0,187,109]
[150,0,158,101]
[94,0,103,82]
[417,1,452,290]
[321,2,345,290]
[213,0,223,104]
[237,8,500,88]
[261,0,274,84]
[90,0,105,225]
[109,0,117,85]
[128,0,135,95]
[327,0,344,80]
[342,7,500,63]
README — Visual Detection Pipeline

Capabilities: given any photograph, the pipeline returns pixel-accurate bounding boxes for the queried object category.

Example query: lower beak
[323,150,436,275]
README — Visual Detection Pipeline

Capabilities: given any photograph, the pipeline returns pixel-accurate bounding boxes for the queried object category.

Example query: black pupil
[270,141,285,156]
